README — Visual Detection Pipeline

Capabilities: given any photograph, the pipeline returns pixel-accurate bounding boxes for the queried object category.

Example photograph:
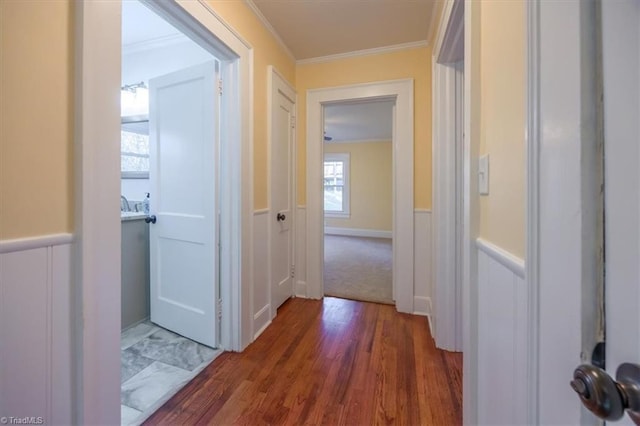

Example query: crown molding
[122,33,189,55]
[296,40,429,65]
[244,0,296,62]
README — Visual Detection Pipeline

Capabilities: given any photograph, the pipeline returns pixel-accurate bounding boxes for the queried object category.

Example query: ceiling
[324,100,394,143]
[251,0,442,60]
[122,0,438,142]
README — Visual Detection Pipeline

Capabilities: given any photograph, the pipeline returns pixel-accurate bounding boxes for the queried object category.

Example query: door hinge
[291,115,296,128]
[218,79,223,96]
[290,264,295,279]
[217,298,222,319]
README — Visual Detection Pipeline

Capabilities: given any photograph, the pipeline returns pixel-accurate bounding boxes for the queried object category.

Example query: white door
[602,1,640,424]
[149,61,220,348]
[270,72,295,312]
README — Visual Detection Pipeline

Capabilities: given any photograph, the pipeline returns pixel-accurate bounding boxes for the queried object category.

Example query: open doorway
[119,2,223,423]
[322,100,394,305]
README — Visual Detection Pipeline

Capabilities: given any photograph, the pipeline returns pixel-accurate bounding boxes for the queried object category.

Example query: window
[121,120,149,178]
[324,153,350,217]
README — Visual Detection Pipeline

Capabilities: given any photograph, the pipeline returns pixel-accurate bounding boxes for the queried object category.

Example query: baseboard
[253,304,271,340]
[413,296,432,316]
[324,227,392,239]
[295,280,307,298]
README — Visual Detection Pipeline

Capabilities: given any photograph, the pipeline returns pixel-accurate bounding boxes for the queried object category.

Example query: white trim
[463,1,481,424]
[244,0,296,62]
[432,0,464,352]
[0,233,74,254]
[475,238,525,279]
[525,0,540,423]
[326,138,391,144]
[306,79,414,313]
[253,303,271,340]
[324,227,392,239]
[253,208,269,216]
[414,208,432,213]
[295,281,307,297]
[297,40,429,65]
[76,1,253,423]
[413,296,432,316]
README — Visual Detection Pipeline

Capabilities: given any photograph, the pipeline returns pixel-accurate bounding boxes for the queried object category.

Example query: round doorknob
[571,364,624,421]
[145,215,157,224]
[277,213,286,222]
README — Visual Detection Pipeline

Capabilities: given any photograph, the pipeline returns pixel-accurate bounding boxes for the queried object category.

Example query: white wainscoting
[413,210,432,320]
[252,209,271,339]
[295,206,307,297]
[324,227,392,239]
[0,234,73,425]
[476,238,527,426]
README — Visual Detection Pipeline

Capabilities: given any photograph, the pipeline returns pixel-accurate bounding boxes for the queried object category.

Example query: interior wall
[0,0,74,239]
[296,46,433,210]
[324,141,392,231]
[207,0,296,210]
[478,0,526,258]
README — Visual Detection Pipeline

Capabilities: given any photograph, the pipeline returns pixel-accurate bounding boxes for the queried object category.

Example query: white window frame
[120,129,150,179]
[323,153,350,217]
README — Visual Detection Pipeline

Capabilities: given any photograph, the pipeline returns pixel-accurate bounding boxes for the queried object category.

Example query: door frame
[305,79,415,313]
[432,0,464,352]
[525,0,602,424]
[268,65,297,319]
[74,1,253,423]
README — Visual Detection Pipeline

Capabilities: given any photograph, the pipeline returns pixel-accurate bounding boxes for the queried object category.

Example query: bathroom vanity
[121,212,150,330]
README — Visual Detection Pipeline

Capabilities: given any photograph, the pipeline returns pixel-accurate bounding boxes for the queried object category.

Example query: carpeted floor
[323,235,393,305]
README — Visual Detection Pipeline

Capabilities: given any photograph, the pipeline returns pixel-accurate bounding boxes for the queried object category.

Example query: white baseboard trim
[295,280,307,298]
[253,304,271,339]
[324,227,392,239]
[413,296,432,316]
[0,233,74,254]
[476,238,525,278]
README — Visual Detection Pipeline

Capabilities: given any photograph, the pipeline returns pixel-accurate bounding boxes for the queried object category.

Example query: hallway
[144,297,462,425]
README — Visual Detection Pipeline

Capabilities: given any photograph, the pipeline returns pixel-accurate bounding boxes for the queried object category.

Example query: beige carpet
[323,235,393,305]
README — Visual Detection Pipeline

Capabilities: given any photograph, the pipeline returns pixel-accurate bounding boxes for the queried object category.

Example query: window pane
[121,155,150,173]
[324,186,343,211]
[121,131,150,173]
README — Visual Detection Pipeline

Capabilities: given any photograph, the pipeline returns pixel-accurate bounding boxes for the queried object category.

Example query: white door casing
[149,61,220,348]
[269,67,296,315]
[602,1,640,425]
[75,1,253,421]
[433,0,465,352]
[306,79,414,313]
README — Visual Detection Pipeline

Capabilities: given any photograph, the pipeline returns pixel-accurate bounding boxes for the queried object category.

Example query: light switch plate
[479,154,489,195]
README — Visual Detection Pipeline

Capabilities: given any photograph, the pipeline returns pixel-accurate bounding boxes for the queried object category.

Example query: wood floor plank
[144,297,462,426]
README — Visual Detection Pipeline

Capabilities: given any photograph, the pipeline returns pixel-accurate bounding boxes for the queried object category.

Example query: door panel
[603,1,640,417]
[149,61,219,348]
[271,85,295,312]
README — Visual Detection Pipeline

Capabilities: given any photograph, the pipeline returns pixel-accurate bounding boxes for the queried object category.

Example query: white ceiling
[121,1,182,48]
[251,0,442,60]
[324,100,394,143]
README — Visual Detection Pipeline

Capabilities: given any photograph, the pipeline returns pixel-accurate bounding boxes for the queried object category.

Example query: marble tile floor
[120,321,222,425]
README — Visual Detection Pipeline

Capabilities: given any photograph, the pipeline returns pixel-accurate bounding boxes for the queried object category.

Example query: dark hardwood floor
[144,297,462,425]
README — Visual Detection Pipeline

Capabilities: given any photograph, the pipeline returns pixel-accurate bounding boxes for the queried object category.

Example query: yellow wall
[324,141,392,231]
[296,46,433,209]
[478,0,526,258]
[207,1,296,210]
[0,0,74,239]
[0,1,296,240]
